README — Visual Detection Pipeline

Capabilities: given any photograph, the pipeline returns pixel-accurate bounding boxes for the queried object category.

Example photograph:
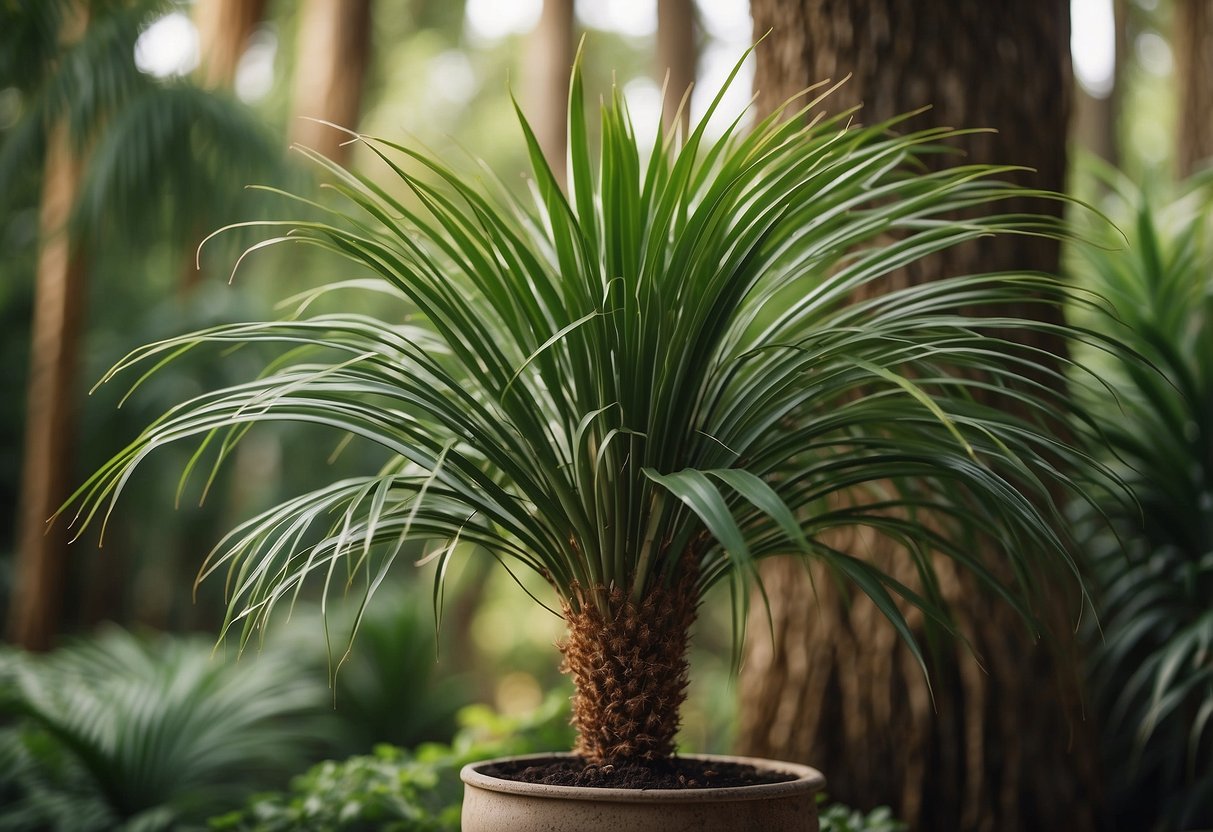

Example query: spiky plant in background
[1069,161,1213,831]
[65,54,1120,772]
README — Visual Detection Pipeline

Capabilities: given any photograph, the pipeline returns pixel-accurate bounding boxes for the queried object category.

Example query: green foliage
[818,798,907,832]
[209,695,573,832]
[67,52,1124,755]
[210,746,456,832]
[0,0,294,613]
[1069,160,1213,830]
[271,582,474,755]
[0,0,289,268]
[0,626,329,831]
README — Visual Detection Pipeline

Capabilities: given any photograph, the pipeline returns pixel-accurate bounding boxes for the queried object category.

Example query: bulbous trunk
[559,581,697,765]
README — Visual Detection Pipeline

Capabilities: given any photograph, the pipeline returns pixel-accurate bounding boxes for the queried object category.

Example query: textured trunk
[560,581,697,764]
[7,5,90,651]
[289,0,373,165]
[193,0,268,88]
[1175,0,1213,176]
[183,0,268,294]
[738,3,1099,831]
[524,0,575,189]
[657,0,696,137]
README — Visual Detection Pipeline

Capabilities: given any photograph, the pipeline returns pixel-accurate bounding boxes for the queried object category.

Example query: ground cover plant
[208,695,572,832]
[64,52,1123,782]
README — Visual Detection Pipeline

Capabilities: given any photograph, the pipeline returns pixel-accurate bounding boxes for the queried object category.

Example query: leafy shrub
[209,746,456,832]
[1069,162,1213,831]
[209,695,573,831]
[0,626,329,831]
[819,799,907,832]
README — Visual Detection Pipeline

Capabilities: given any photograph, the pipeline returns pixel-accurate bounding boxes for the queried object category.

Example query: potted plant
[65,55,1116,831]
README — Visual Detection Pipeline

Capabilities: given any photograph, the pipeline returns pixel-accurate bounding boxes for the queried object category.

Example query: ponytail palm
[67,59,1112,767]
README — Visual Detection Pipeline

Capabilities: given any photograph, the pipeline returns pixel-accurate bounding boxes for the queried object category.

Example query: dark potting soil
[479,756,797,790]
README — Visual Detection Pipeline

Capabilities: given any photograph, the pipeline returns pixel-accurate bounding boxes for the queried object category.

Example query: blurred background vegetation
[0,0,1210,830]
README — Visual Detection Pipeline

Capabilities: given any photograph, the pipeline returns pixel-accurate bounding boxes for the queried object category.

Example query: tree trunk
[737,4,1100,831]
[1175,0,1213,176]
[289,0,373,165]
[657,0,696,138]
[181,0,269,295]
[193,0,269,89]
[524,0,575,188]
[560,580,697,764]
[1073,87,1116,165]
[1072,0,1127,167]
[7,4,90,652]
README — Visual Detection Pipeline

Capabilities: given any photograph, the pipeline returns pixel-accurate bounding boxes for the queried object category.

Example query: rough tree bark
[737,4,1100,831]
[524,0,575,188]
[657,0,696,137]
[7,3,89,652]
[289,0,373,165]
[1175,0,1213,176]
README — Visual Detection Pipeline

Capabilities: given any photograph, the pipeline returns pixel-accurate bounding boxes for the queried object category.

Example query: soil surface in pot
[479,756,797,790]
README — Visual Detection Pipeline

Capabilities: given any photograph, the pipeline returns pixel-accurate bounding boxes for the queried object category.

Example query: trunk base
[559,581,697,764]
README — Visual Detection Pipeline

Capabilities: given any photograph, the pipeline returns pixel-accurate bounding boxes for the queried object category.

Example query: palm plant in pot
[65,55,1118,831]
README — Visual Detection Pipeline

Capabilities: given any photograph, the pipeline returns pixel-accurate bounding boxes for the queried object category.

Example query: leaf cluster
[208,695,573,832]
[0,626,329,831]
[1070,160,1213,830]
[65,53,1121,676]
[817,798,907,832]
[0,0,289,256]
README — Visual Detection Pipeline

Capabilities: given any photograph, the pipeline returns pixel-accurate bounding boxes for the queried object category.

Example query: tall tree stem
[9,2,90,649]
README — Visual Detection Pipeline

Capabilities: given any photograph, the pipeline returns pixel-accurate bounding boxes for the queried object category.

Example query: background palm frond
[0,626,328,831]
[1069,157,1213,831]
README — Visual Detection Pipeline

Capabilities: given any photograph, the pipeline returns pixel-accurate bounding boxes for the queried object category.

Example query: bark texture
[1175,0,1213,176]
[524,0,575,188]
[7,4,89,651]
[560,582,697,764]
[657,0,697,137]
[289,0,373,165]
[738,4,1098,831]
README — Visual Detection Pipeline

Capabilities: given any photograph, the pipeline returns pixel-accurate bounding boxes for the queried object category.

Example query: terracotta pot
[460,752,825,832]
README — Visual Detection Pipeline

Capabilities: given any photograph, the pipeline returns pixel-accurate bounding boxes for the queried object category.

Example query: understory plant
[209,695,573,832]
[1069,163,1213,830]
[66,55,1119,771]
[272,582,473,755]
[0,627,326,831]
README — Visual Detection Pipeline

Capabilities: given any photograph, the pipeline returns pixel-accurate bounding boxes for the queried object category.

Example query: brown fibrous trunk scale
[559,579,697,766]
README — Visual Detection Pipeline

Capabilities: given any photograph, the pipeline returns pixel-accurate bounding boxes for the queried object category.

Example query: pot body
[460,752,825,832]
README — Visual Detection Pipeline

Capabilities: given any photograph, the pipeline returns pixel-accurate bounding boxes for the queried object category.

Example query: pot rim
[460,751,825,804]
